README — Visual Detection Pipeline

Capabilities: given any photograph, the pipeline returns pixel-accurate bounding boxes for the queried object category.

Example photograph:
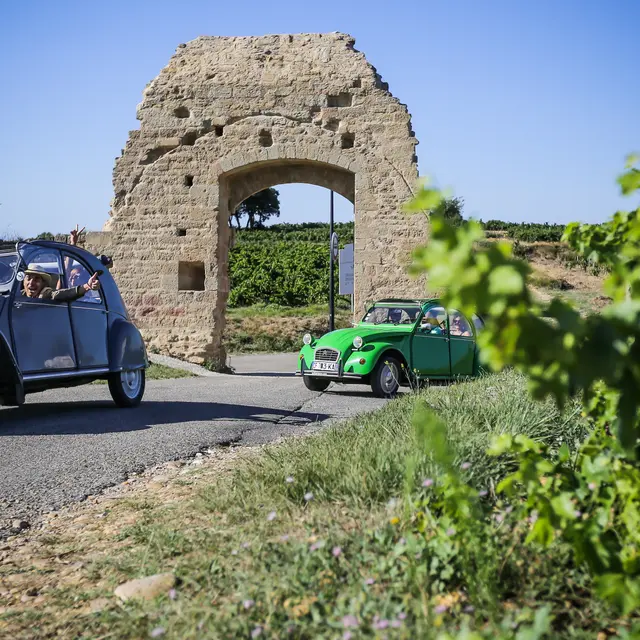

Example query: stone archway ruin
[90,33,427,364]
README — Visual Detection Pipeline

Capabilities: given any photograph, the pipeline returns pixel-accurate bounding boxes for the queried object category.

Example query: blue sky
[1,0,638,238]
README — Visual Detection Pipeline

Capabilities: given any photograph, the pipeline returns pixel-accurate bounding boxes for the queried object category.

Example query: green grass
[5,370,630,638]
[226,300,352,319]
[146,362,195,380]
[93,363,194,384]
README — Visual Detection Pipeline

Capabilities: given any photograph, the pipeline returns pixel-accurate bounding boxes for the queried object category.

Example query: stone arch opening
[216,159,356,352]
[89,33,426,365]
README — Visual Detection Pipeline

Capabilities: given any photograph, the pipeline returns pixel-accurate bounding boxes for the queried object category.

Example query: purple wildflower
[310,542,321,552]
[267,511,277,521]
[588,482,597,490]
[365,578,375,585]
[343,633,353,640]
[464,605,475,613]
[575,510,582,518]
[422,478,434,487]
[151,628,165,638]
[342,614,359,628]
[251,627,263,638]
[478,489,488,497]
[280,534,290,542]
[332,546,342,557]
[505,505,513,514]
[241,541,251,549]
[168,588,177,601]
[495,513,504,524]
[434,604,448,614]
[391,619,402,628]
[373,619,390,630]
[304,492,314,502]
[398,537,406,545]
[243,599,255,610]
[398,612,407,620]
[446,528,456,536]
[461,462,471,471]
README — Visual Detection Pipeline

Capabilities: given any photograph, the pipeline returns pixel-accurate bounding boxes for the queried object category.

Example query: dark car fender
[109,316,148,372]
[0,333,22,388]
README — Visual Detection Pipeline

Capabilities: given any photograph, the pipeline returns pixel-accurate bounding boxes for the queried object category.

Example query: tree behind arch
[232,188,281,229]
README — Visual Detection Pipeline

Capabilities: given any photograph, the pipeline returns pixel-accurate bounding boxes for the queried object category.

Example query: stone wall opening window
[178,261,205,291]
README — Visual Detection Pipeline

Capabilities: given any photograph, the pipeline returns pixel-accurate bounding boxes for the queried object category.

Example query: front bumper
[295,369,363,380]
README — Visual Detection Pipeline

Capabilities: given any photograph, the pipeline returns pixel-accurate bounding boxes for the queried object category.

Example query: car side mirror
[16,271,24,282]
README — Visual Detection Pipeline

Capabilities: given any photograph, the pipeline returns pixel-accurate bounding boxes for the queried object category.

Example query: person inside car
[450,313,472,337]
[23,263,99,301]
[421,309,445,335]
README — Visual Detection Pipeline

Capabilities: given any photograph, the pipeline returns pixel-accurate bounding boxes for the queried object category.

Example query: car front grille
[314,348,339,362]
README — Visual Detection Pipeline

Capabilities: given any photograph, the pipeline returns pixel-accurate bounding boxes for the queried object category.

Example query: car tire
[302,375,331,392]
[108,368,146,408]
[371,357,401,398]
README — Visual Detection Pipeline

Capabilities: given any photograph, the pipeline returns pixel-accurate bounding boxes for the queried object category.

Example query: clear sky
[1,0,638,238]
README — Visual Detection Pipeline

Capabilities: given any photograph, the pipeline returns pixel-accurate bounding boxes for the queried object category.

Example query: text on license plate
[312,361,338,371]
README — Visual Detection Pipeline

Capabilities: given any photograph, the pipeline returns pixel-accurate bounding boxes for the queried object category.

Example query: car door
[62,254,109,369]
[411,305,451,376]
[11,248,77,374]
[448,309,475,376]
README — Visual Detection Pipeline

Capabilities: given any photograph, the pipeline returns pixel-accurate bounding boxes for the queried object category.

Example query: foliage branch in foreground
[406,156,640,615]
[406,156,640,450]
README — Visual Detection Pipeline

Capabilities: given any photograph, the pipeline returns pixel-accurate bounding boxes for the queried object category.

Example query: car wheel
[302,375,331,392]
[108,368,146,408]
[371,357,401,398]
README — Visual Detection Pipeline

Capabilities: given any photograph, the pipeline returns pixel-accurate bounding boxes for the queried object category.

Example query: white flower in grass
[151,628,165,638]
[285,476,294,484]
[422,478,434,487]
[243,599,255,610]
[332,546,342,557]
[461,461,471,470]
[342,614,359,628]
[251,627,262,638]
[304,492,314,502]
[267,511,277,521]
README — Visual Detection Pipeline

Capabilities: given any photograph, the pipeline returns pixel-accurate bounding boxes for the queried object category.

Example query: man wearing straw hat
[23,264,100,301]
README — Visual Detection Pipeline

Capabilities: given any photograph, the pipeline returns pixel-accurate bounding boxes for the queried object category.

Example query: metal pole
[329,190,335,332]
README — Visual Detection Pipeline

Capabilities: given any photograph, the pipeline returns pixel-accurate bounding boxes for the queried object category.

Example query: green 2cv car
[297,299,484,397]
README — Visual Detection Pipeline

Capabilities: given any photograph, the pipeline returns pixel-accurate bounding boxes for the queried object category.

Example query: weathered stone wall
[89,33,426,364]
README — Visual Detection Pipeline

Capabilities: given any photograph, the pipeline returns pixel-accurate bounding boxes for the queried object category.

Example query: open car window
[17,244,63,292]
[419,306,447,334]
[449,309,473,337]
[361,305,421,325]
[63,255,102,304]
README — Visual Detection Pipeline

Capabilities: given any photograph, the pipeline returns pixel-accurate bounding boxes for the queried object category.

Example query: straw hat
[24,263,54,287]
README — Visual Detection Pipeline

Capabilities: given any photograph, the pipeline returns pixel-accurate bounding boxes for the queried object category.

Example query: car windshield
[0,251,18,294]
[361,305,421,325]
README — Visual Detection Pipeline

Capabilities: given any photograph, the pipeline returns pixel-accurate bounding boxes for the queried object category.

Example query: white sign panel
[339,243,354,295]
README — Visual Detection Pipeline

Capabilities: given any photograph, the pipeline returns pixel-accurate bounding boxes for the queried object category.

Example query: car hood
[312,325,413,353]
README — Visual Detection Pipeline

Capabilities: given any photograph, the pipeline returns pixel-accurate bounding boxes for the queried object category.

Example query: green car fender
[344,342,408,377]
[298,344,315,372]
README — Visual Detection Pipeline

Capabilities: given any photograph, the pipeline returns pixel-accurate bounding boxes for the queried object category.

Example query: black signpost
[329,191,336,332]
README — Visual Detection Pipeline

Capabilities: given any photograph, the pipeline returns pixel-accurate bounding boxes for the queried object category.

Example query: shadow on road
[0,401,329,436]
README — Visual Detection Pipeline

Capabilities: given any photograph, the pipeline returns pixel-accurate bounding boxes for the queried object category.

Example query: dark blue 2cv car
[0,241,148,408]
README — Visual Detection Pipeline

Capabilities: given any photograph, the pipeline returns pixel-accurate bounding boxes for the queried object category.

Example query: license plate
[312,361,338,371]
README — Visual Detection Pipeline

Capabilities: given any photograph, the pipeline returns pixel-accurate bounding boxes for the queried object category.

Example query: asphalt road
[0,353,390,536]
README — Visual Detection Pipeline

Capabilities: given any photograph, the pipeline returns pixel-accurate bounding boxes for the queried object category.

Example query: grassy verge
[1,371,632,638]
[93,363,195,385]
[224,303,352,354]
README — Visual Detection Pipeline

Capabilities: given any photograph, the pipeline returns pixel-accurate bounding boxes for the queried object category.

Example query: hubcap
[120,369,142,399]
[381,362,399,394]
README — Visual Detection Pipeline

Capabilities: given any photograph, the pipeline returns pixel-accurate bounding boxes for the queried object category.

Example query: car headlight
[353,336,363,349]
[303,333,313,345]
